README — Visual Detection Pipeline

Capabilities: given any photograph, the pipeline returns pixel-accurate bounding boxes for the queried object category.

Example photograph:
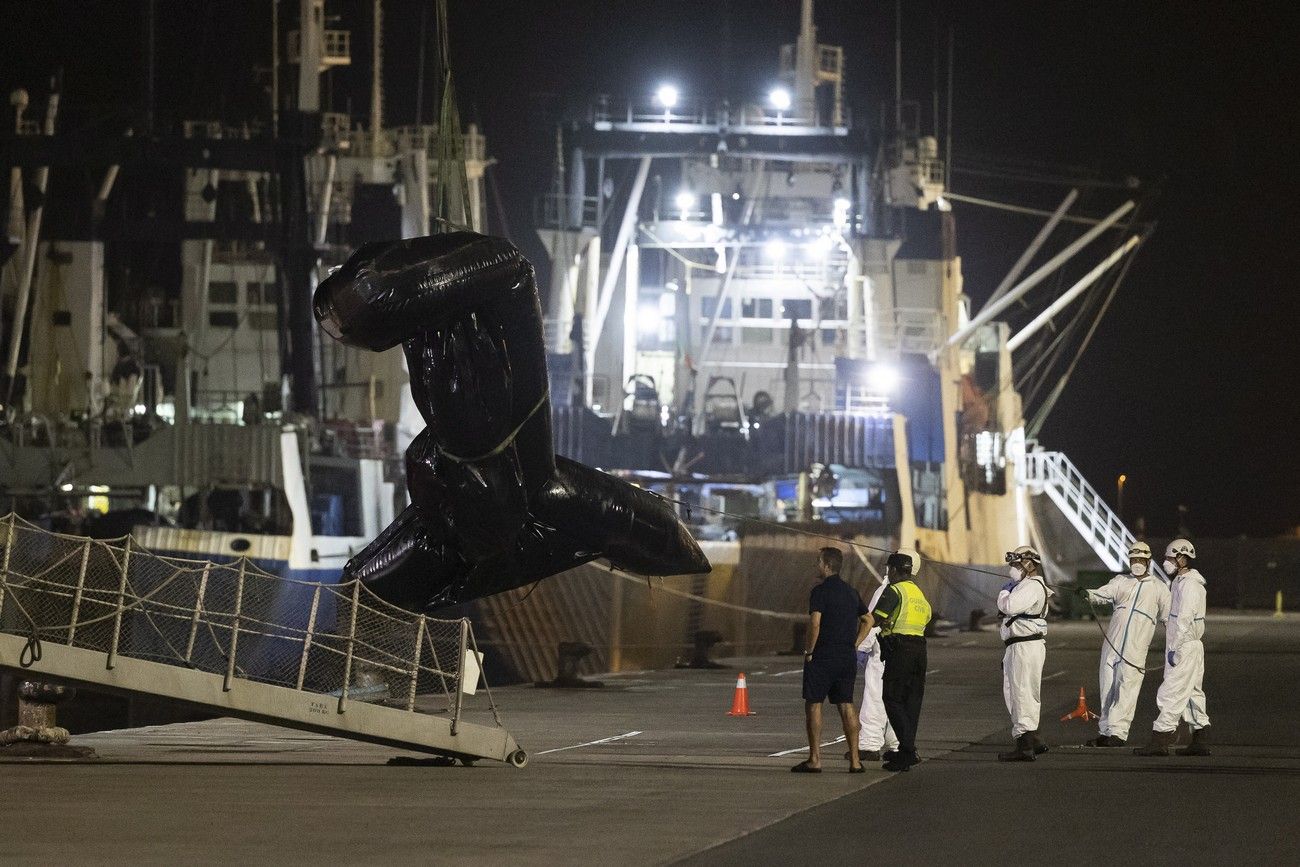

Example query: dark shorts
[802,650,856,704]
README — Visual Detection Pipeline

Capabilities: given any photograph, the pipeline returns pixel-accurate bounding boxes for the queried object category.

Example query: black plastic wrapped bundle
[315,232,710,610]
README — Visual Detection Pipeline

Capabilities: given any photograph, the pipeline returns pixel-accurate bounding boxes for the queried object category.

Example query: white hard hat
[1165,539,1196,560]
[1005,545,1042,564]
[1127,542,1152,559]
[888,547,920,577]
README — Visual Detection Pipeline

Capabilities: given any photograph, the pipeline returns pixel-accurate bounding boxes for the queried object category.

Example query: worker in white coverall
[997,545,1054,762]
[846,550,912,761]
[1135,539,1212,756]
[1081,541,1171,747]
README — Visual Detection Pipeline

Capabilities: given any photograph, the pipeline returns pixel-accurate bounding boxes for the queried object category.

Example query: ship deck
[3,613,1297,864]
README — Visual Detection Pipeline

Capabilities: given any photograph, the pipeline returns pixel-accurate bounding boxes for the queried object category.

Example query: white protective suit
[1087,574,1171,740]
[998,574,1053,737]
[856,580,899,753]
[1153,569,1210,733]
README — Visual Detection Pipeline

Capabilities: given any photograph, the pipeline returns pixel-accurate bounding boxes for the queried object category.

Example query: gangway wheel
[508,749,529,769]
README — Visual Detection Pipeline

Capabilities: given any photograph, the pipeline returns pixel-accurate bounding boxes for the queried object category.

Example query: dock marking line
[536,731,643,755]
[1043,670,1068,681]
[769,735,845,757]
[770,668,804,677]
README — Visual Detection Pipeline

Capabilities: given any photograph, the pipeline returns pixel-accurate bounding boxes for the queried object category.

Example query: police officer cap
[887,551,915,574]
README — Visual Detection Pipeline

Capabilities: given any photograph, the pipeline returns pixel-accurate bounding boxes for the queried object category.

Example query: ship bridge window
[307,459,363,537]
[208,310,240,328]
[781,299,812,320]
[178,485,292,535]
[742,298,773,319]
[209,281,238,304]
[819,296,846,319]
[701,297,733,319]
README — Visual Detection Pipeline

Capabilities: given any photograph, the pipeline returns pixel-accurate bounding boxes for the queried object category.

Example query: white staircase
[1019,449,1159,578]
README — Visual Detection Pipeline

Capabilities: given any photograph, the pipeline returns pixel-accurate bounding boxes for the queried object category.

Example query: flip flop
[790,760,822,773]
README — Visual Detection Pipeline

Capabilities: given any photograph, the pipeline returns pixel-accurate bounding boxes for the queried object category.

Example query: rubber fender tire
[508,749,529,768]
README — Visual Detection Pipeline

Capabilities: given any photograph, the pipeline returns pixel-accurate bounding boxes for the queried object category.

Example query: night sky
[4,1,1298,537]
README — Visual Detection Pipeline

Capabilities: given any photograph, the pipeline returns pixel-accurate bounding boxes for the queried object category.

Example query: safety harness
[1002,576,1050,647]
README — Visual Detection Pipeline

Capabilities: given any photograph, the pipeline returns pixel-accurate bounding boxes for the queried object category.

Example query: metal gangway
[1019,449,1162,579]
[0,515,527,767]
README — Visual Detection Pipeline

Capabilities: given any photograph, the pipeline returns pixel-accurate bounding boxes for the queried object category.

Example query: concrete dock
[2,613,1296,865]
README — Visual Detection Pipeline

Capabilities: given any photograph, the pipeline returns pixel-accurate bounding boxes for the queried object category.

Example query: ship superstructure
[533,0,1153,581]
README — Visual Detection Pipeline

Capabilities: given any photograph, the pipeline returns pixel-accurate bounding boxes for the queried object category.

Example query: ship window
[741,298,773,319]
[781,299,812,320]
[209,281,237,304]
[700,297,732,319]
[208,311,240,328]
[248,310,278,330]
[821,328,838,346]
[742,327,773,344]
[906,261,928,275]
[246,282,269,305]
[711,327,733,343]
[308,461,362,537]
[819,297,846,319]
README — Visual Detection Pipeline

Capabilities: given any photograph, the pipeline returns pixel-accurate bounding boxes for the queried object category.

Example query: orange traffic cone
[1060,686,1099,722]
[726,672,756,716]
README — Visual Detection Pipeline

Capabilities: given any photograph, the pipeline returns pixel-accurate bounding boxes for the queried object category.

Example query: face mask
[1131,561,1148,577]
[1163,559,1177,574]
[1009,566,1024,580]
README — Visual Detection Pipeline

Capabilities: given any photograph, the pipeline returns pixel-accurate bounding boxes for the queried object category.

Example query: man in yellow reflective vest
[866,549,933,772]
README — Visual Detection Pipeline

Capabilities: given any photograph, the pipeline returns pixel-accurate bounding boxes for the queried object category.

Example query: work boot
[998,733,1035,762]
[1085,735,1126,747]
[1176,727,1211,757]
[1031,731,1049,755]
[1174,720,1192,746]
[1133,729,1176,756]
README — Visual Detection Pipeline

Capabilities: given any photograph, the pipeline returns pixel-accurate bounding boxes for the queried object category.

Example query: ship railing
[542,318,592,355]
[0,514,523,765]
[535,193,600,230]
[846,309,947,357]
[316,419,394,461]
[586,95,850,135]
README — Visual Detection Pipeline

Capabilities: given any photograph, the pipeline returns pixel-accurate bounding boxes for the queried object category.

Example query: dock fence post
[106,537,133,670]
[184,562,211,664]
[0,513,15,617]
[337,580,361,713]
[223,559,247,692]
[296,584,322,690]
[67,540,91,643]
[406,614,426,712]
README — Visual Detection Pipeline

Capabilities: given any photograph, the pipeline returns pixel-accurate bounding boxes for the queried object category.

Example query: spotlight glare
[768,87,792,111]
[656,84,680,109]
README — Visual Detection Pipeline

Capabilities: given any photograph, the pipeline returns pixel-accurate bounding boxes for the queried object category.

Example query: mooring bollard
[1276,591,1285,619]
[0,681,97,759]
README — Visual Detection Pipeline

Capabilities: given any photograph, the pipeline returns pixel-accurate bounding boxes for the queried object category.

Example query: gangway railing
[1018,450,1163,580]
[0,515,527,767]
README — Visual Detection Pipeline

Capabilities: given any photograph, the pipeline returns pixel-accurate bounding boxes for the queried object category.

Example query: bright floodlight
[768,87,792,111]
[866,363,901,393]
[656,84,679,109]
[674,189,696,212]
[764,238,788,260]
[807,233,836,255]
[638,304,664,335]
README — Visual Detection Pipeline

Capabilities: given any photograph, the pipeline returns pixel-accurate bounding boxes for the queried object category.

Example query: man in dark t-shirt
[792,547,871,773]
